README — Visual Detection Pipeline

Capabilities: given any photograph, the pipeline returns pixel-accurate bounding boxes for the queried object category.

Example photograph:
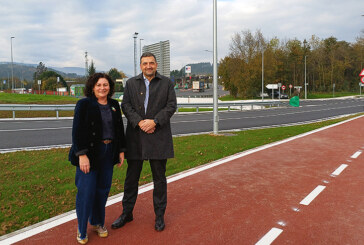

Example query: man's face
[140,56,157,78]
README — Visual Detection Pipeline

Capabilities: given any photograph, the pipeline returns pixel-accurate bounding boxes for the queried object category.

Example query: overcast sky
[0,0,363,76]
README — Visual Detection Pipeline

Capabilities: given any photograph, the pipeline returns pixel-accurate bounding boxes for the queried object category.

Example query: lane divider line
[331,164,348,176]
[351,150,362,159]
[300,185,326,206]
[255,228,283,245]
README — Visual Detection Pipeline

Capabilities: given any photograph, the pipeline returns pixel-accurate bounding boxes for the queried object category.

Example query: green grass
[307,92,359,99]
[0,93,79,104]
[0,113,362,236]
[220,91,361,101]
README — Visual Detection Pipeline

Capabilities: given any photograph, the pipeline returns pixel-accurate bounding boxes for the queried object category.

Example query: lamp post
[204,49,213,88]
[303,39,307,100]
[133,32,138,77]
[140,38,144,73]
[262,49,264,101]
[212,0,218,134]
[10,37,15,91]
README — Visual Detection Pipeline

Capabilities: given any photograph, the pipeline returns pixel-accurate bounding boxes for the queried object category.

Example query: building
[142,40,170,77]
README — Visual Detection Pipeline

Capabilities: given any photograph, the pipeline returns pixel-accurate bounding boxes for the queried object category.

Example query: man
[112,52,177,231]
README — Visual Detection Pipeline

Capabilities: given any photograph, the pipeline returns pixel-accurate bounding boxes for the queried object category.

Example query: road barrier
[0,100,286,119]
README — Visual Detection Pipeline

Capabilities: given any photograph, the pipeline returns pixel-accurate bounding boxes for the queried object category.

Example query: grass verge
[0,113,362,235]
[0,93,79,104]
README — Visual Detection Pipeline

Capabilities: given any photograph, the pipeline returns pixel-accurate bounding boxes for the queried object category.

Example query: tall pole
[10,37,15,91]
[303,39,307,100]
[262,50,264,101]
[213,0,218,134]
[140,38,144,73]
[133,32,138,77]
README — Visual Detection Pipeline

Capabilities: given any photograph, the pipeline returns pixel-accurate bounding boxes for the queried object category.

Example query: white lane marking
[351,150,362,159]
[331,164,348,176]
[255,228,283,245]
[0,144,71,154]
[1,115,363,244]
[300,185,326,206]
[0,127,71,132]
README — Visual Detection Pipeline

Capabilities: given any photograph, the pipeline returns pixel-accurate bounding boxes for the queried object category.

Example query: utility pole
[133,32,139,77]
[213,0,218,134]
[85,51,88,77]
[10,37,15,91]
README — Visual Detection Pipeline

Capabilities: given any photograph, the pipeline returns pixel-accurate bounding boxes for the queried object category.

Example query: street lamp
[212,0,218,134]
[261,49,264,101]
[133,32,138,77]
[140,38,144,73]
[10,37,15,91]
[303,39,307,100]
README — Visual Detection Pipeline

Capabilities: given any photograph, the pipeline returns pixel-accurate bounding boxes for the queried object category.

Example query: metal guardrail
[176,100,285,112]
[0,100,285,119]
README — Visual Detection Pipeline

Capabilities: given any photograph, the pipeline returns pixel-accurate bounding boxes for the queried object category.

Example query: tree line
[218,30,364,98]
[31,61,126,92]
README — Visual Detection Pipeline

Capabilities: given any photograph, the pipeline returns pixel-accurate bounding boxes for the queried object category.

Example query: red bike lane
[7,115,364,245]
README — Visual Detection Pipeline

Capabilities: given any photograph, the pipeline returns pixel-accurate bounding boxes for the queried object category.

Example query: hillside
[0,62,82,82]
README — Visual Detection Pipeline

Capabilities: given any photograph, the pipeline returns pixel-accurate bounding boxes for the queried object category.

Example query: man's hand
[117,152,125,167]
[138,119,156,134]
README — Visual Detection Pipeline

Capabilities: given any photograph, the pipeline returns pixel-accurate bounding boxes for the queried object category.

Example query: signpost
[289,84,293,96]
[359,69,364,96]
[266,84,278,99]
[38,80,41,95]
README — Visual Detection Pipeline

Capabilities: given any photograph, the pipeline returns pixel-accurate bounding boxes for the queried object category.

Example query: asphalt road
[0,98,363,152]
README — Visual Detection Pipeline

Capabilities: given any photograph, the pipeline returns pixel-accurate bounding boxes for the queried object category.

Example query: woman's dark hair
[85,73,115,98]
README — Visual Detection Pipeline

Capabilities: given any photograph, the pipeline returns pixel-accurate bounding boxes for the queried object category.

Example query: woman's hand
[118,152,125,167]
[79,155,90,174]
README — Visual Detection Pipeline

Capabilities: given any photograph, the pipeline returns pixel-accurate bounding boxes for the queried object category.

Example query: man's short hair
[140,52,157,64]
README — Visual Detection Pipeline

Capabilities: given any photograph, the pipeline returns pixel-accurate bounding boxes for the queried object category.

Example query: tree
[108,68,126,92]
[33,62,47,81]
[88,60,96,77]
[32,70,66,91]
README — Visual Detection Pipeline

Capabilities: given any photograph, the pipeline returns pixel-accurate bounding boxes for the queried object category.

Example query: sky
[0,0,363,76]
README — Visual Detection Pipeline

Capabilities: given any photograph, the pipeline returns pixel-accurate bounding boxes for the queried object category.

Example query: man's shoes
[111,213,133,229]
[155,215,165,231]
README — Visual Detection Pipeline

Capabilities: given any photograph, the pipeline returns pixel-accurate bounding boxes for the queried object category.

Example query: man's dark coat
[69,96,127,170]
[122,72,177,160]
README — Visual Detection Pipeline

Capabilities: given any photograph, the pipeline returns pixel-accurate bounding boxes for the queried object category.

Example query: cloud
[0,0,362,76]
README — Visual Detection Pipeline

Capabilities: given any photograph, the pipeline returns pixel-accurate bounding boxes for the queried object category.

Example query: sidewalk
[2,115,364,245]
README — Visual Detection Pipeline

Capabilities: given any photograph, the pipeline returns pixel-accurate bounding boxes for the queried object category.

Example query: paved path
[3,115,364,244]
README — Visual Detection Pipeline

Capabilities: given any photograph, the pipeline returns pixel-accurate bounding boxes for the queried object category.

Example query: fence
[0,100,285,119]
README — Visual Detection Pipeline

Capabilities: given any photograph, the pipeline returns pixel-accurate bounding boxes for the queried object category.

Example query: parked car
[269,91,289,99]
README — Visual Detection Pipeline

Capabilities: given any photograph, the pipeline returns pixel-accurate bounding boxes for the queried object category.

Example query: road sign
[281,85,286,90]
[359,68,364,77]
[38,80,41,85]
[3,80,5,84]
[361,76,364,84]
[359,82,364,87]
[289,84,293,89]
[266,84,278,89]
[185,66,191,74]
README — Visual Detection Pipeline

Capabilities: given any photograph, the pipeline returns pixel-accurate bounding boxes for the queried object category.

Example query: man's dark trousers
[122,159,167,216]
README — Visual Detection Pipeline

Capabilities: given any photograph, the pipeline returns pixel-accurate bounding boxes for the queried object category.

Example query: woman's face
[93,78,110,100]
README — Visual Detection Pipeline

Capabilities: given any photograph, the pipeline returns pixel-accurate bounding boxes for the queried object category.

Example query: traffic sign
[266,84,278,89]
[361,76,364,84]
[289,84,293,89]
[359,68,364,77]
[281,85,286,90]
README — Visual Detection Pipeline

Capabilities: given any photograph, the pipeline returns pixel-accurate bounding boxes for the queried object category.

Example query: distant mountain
[49,66,86,76]
[0,62,83,81]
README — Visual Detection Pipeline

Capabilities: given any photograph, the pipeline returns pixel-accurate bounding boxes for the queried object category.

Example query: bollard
[13,110,15,119]
[56,110,59,119]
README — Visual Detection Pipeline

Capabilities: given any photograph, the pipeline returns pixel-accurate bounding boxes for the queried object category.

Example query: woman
[69,73,126,244]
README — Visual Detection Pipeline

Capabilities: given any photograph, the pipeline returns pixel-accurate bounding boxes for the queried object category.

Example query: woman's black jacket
[68,96,126,170]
